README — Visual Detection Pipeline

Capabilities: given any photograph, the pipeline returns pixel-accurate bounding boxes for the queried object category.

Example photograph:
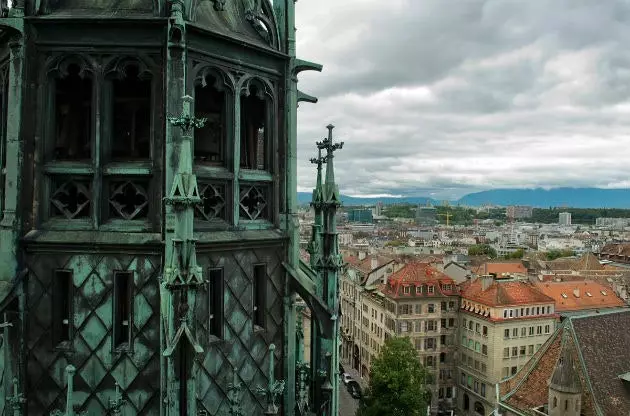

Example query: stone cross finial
[227,368,244,416]
[108,382,126,415]
[167,95,207,136]
[256,344,285,415]
[50,366,87,416]
[8,377,25,416]
[309,148,326,166]
[316,125,344,155]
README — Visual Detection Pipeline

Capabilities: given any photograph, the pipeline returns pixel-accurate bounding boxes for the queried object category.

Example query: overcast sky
[293,0,630,200]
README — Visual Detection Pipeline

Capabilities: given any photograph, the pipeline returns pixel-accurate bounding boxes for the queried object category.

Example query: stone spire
[550,342,581,394]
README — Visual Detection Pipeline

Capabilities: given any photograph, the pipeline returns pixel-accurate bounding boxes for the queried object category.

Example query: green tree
[357,337,431,416]
[504,248,525,259]
[545,249,576,260]
[468,244,497,258]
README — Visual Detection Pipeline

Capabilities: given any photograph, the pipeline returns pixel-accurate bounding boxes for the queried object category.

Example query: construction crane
[438,212,453,227]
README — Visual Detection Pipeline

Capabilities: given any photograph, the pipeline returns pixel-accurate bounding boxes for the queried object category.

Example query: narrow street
[339,382,359,415]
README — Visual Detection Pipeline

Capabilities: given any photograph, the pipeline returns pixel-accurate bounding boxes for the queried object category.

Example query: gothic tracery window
[43,55,157,229]
[240,81,269,170]
[53,64,92,160]
[111,64,151,160]
[194,73,226,165]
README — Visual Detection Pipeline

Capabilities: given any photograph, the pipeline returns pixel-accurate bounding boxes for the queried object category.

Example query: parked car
[342,373,353,385]
[346,380,362,399]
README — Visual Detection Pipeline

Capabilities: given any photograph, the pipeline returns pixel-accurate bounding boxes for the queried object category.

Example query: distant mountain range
[297,187,630,208]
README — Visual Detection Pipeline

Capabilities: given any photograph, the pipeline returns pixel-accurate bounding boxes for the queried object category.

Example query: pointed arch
[44,54,98,81]
[103,54,157,80]
[191,64,235,92]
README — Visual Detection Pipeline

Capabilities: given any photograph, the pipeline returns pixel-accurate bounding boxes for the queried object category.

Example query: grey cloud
[293,0,630,198]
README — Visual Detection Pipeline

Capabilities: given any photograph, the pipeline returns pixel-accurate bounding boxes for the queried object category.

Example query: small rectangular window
[113,271,133,348]
[208,268,224,339]
[253,264,266,329]
[52,269,73,345]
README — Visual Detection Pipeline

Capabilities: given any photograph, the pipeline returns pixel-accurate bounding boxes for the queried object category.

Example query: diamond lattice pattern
[25,253,161,415]
[195,247,286,415]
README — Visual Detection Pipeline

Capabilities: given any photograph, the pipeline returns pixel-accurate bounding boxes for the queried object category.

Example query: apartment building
[340,253,397,368]
[357,288,387,377]
[380,262,460,414]
[458,276,558,416]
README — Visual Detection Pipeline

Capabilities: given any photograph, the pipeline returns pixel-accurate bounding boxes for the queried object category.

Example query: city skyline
[295,0,630,200]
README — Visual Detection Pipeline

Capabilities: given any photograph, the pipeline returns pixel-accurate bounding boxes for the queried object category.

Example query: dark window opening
[194,75,225,164]
[114,271,133,348]
[253,264,266,329]
[208,268,224,338]
[54,64,92,160]
[112,65,151,160]
[52,269,73,345]
[240,85,267,170]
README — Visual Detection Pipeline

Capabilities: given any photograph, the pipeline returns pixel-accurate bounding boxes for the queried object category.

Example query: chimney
[371,256,378,270]
[573,288,580,298]
[481,275,494,291]
[358,251,366,261]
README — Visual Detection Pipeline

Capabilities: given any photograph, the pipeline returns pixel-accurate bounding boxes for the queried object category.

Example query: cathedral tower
[0,0,329,414]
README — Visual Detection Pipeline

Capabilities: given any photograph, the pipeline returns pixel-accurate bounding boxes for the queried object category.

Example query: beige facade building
[458,276,558,416]
[379,262,460,414]
[340,252,397,370]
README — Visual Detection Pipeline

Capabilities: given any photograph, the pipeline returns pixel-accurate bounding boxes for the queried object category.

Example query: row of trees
[378,203,630,225]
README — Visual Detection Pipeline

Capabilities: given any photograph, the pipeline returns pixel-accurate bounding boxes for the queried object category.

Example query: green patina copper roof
[193,0,274,48]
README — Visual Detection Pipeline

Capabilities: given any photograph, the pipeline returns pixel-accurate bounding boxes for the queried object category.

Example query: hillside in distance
[296,192,438,206]
[458,188,630,208]
[298,188,630,208]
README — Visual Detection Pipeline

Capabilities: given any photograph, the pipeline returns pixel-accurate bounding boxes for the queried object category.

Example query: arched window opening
[194,73,226,165]
[240,83,267,170]
[565,400,569,410]
[54,64,92,160]
[553,396,557,408]
[112,64,151,160]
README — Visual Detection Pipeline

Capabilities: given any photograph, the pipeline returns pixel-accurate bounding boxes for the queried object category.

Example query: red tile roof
[473,261,527,276]
[344,254,393,276]
[461,278,554,307]
[534,280,626,312]
[383,262,457,298]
